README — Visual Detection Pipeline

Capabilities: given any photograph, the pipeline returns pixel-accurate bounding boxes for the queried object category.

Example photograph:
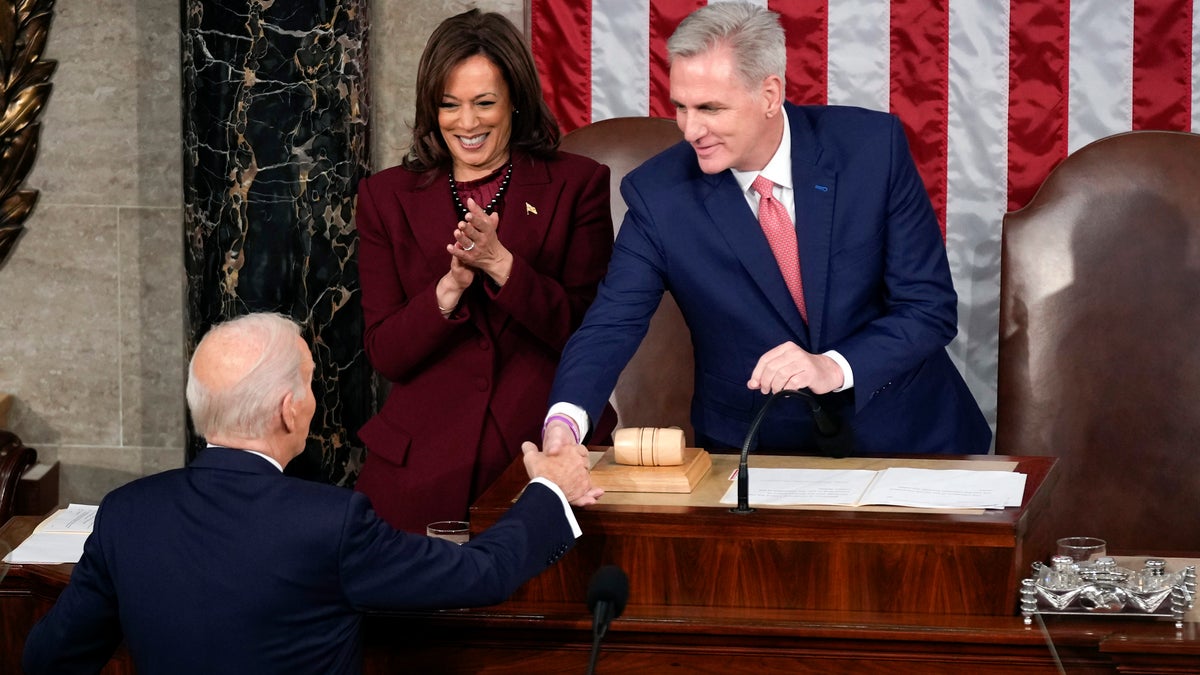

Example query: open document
[3,503,97,564]
[718,467,1026,509]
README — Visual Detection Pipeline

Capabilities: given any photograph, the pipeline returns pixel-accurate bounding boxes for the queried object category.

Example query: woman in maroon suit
[353,9,614,532]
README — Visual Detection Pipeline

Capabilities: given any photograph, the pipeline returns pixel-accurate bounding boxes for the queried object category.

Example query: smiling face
[438,54,514,181]
[670,43,784,175]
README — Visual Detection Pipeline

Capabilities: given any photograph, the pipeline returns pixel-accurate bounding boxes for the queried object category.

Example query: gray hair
[186,312,308,440]
[666,1,786,91]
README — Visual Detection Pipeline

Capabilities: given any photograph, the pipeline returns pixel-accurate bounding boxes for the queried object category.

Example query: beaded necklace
[448,162,513,221]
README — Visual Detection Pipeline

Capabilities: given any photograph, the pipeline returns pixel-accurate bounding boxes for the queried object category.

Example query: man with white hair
[24,312,599,675]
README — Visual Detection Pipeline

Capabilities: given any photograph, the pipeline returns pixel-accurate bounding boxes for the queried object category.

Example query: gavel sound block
[589,427,712,493]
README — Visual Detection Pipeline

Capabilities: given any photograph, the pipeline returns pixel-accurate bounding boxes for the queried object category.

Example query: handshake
[521,414,602,506]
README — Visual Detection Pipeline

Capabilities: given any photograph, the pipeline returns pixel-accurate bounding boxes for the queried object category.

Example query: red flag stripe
[890,0,951,235]
[649,0,705,119]
[1133,0,1193,131]
[774,0,829,106]
[530,0,592,130]
[1007,0,1070,211]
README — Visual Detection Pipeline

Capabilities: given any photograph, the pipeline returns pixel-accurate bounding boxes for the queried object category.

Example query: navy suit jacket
[551,104,990,455]
[22,448,575,675]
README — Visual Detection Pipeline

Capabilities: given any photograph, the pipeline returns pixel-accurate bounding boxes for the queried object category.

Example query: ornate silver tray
[1021,556,1196,628]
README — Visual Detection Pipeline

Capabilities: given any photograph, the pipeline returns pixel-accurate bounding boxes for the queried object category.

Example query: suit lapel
[787,105,838,350]
[499,154,556,270]
[392,171,460,280]
[701,173,810,344]
[392,177,499,339]
[486,154,558,338]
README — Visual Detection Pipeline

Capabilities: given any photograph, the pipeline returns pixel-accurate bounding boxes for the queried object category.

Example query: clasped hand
[522,437,604,506]
[446,197,512,284]
[436,197,514,312]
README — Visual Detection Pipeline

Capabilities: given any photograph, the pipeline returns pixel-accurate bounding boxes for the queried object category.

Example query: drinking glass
[1056,536,1106,563]
[426,520,470,544]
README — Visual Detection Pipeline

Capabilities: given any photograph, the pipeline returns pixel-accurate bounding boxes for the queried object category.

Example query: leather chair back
[0,431,36,525]
[997,130,1200,553]
[560,117,695,443]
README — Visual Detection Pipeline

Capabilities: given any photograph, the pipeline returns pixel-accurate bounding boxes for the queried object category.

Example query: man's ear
[280,391,297,433]
[762,73,784,117]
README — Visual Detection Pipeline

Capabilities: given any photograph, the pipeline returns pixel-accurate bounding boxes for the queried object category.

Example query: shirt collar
[208,442,284,472]
[245,451,284,472]
[732,114,793,196]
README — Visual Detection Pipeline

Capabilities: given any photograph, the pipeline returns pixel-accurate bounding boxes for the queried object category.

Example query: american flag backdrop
[529,0,1200,432]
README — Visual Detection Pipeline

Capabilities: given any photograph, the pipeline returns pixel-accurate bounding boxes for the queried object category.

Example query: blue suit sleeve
[22,507,124,675]
[549,174,669,427]
[340,483,575,611]
[834,115,959,406]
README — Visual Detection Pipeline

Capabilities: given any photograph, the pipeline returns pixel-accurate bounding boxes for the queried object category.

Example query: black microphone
[731,388,852,514]
[585,565,629,675]
[807,394,854,460]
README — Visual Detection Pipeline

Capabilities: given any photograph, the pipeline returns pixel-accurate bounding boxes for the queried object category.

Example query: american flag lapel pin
[526,202,538,215]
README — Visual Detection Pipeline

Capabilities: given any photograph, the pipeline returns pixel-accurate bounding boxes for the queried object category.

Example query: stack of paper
[719,467,1026,509]
[3,504,97,564]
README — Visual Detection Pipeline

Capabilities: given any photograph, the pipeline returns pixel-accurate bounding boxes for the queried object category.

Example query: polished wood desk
[361,600,1200,674]
[367,452,1197,673]
[4,453,1198,674]
[473,453,1057,617]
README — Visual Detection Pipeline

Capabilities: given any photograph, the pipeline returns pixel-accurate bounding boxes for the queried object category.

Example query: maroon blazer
[353,151,614,532]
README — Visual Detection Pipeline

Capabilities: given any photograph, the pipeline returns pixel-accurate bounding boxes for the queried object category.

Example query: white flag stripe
[713,0,769,8]
[1193,0,1200,132]
[945,0,1011,426]
[826,0,890,110]
[592,0,652,121]
[1069,1,1135,153]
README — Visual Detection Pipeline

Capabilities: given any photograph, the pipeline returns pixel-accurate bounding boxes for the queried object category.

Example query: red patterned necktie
[751,175,807,321]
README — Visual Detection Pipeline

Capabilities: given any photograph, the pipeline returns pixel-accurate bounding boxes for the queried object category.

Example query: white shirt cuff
[823,350,854,392]
[546,402,591,441]
[528,476,582,539]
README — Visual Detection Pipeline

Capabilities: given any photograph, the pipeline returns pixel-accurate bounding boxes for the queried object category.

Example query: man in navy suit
[23,312,601,675]
[543,1,989,458]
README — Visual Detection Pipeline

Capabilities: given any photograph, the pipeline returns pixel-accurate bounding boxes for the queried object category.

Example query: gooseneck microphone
[731,388,851,514]
[585,564,629,675]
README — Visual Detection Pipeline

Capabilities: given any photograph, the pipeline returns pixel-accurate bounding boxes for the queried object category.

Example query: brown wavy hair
[403,9,560,174]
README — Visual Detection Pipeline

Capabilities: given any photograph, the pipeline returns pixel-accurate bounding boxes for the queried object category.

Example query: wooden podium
[8,454,1200,673]
[470,452,1058,617]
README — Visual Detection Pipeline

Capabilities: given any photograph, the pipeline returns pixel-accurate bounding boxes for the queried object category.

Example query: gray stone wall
[0,0,185,503]
[0,0,520,505]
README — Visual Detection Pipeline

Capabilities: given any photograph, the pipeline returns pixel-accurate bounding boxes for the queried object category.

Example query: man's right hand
[542,418,589,459]
[747,341,844,394]
[522,441,604,506]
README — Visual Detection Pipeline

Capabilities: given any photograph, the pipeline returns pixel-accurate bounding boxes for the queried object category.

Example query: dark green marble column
[181,0,372,485]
